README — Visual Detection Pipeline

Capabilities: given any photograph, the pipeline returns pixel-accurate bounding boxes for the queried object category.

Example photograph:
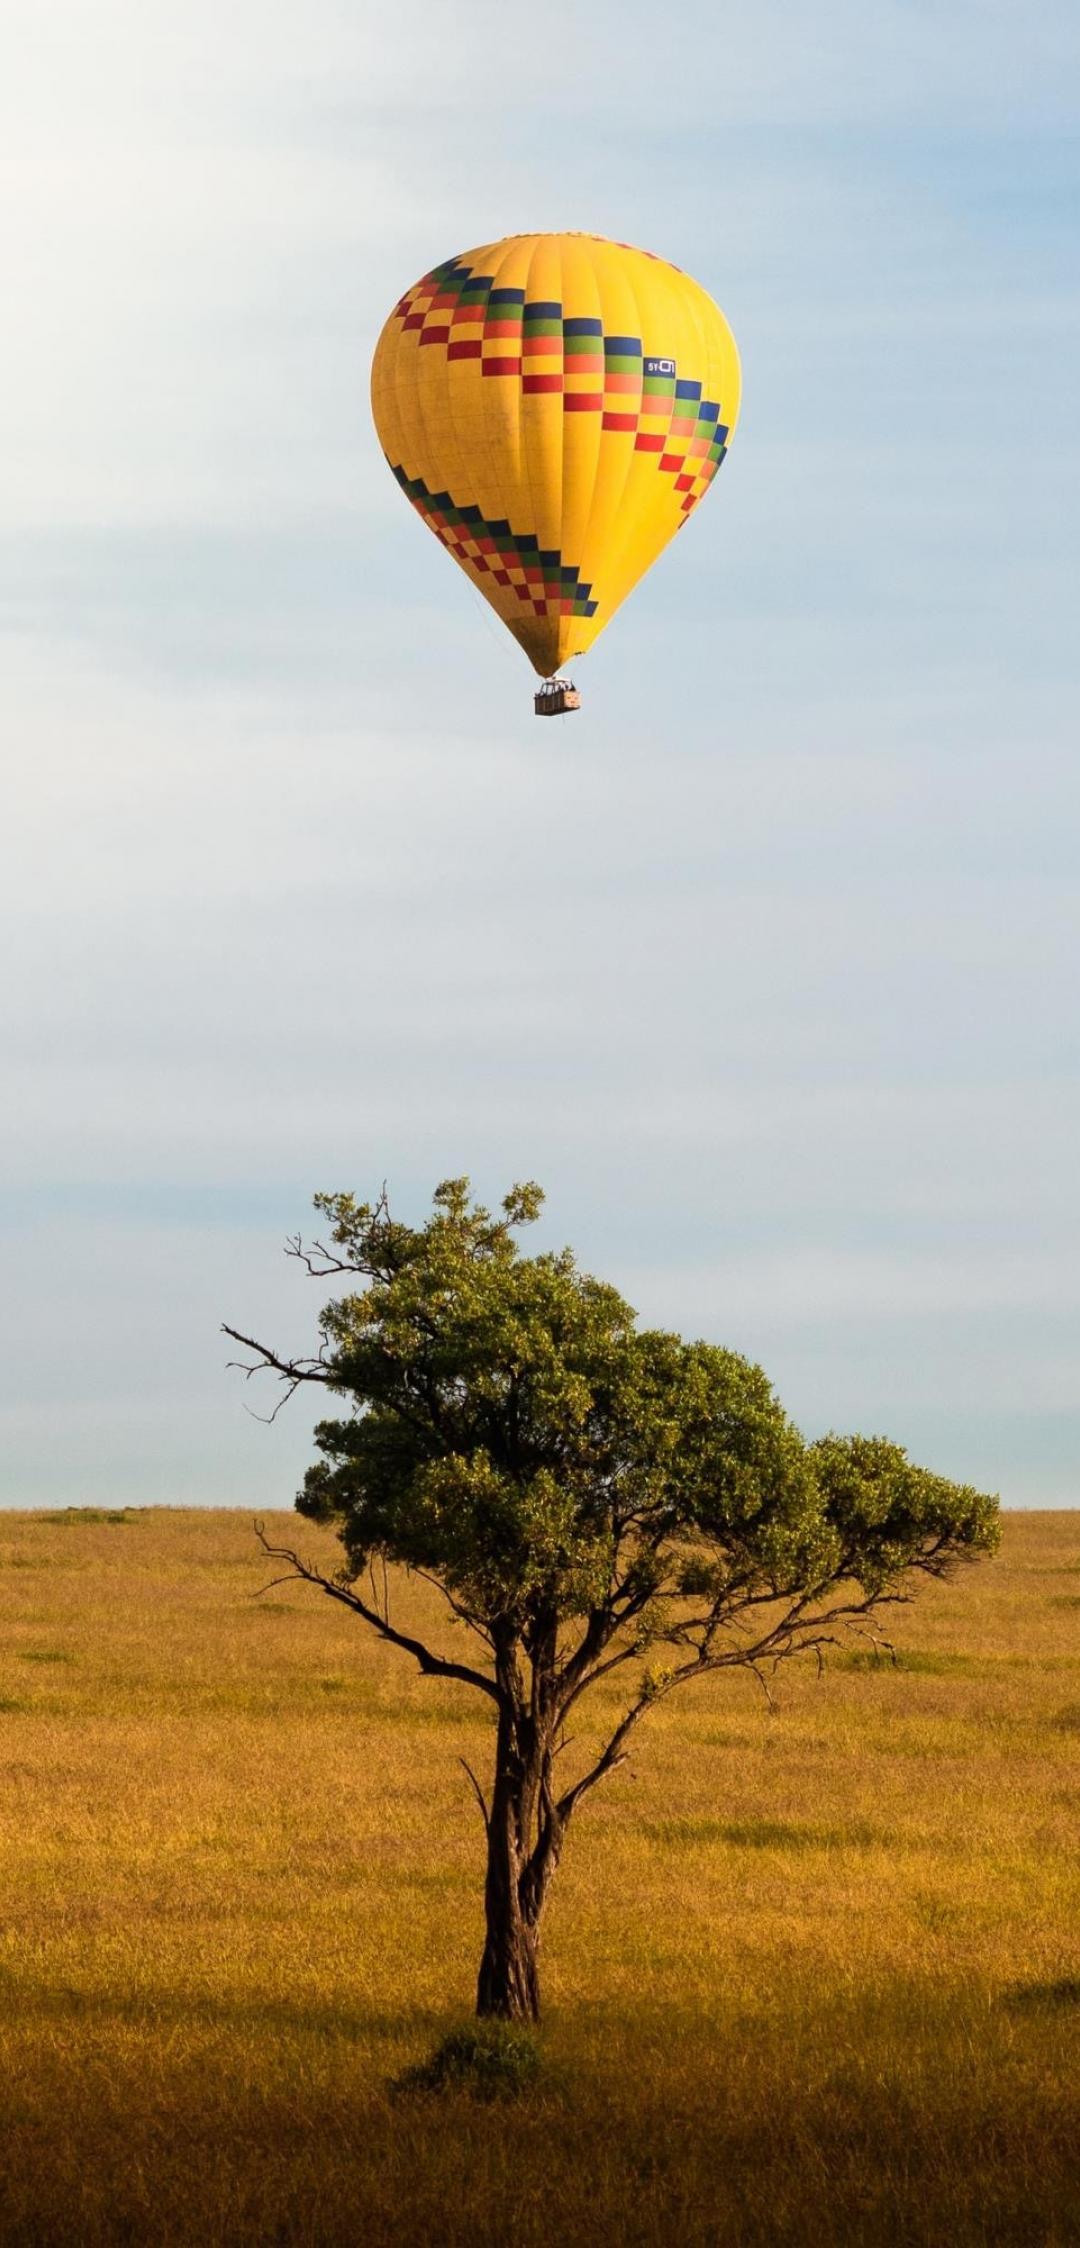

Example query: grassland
[1,1506,1077,2247]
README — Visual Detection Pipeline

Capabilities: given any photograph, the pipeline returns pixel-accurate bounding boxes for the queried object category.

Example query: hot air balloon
[370,233,740,714]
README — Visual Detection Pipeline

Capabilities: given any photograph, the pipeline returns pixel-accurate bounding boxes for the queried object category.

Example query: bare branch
[251,1522,499,1705]
[551,1574,943,1833]
[558,1635,652,1724]
[222,1325,332,1392]
[459,1757,491,1835]
[408,1566,495,1649]
[285,1233,365,1279]
[284,1187,402,1284]
[746,1659,778,1714]
[241,1384,305,1427]
[842,1615,899,1666]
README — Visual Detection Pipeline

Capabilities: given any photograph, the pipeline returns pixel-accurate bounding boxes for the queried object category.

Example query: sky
[2,0,1078,1510]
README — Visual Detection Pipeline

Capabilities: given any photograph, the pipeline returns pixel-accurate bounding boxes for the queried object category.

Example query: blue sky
[2,0,1078,1507]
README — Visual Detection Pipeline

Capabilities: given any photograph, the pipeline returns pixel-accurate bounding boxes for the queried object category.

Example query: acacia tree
[226,1179,998,2023]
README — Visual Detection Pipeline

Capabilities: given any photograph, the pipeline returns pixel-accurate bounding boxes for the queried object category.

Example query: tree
[225,1179,999,2023]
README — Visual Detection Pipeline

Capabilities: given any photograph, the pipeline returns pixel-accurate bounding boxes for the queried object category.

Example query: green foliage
[295,1178,999,1635]
[808,1434,1000,1596]
[394,2021,543,2101]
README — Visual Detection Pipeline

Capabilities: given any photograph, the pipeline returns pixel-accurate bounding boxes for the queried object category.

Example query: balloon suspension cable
[464,580,522,670]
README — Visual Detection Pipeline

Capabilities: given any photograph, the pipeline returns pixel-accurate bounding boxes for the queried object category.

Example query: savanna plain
[1,1506,1077,2247]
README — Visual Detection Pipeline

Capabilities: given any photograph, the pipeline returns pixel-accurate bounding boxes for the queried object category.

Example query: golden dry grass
[1,1505,1078,2247]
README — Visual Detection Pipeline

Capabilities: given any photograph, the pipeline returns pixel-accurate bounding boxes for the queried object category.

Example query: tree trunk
[476,1903,541,2021]
[476,1779,542,2020]
[475,1653,567,2021]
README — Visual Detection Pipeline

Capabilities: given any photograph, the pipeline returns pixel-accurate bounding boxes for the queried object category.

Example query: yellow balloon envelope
[370,233,741,684]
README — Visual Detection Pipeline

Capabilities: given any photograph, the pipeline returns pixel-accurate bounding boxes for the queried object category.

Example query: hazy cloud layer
[3,0,1078,1505]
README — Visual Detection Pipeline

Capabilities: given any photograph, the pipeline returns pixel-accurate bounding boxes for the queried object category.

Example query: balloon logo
[370,233,741,706]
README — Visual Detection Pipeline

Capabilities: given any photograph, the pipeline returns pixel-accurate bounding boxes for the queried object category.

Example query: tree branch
[409,1565,495,1648]
[459,1757,491,1835]
[285,1187,403,1283]
[222,1325,333,1393]
[551,1577,936,1831]
[251,1523,499,1704]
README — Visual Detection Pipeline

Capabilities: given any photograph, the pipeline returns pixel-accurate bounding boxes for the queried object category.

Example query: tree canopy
[227,1178,999,2019]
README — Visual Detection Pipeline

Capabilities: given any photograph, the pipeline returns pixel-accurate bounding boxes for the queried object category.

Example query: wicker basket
[533,681,582,718]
